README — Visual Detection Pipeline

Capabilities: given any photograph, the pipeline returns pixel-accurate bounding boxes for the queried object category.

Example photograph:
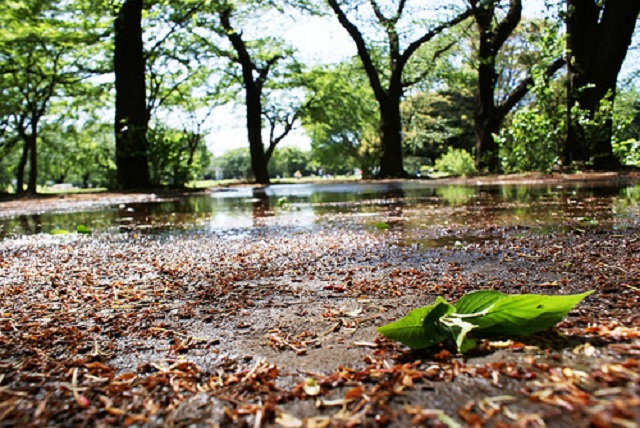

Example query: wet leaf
[464,290,595,336]
[50,229,70,235]
[376,297,454,349]
[374,222,389,230]
[76,225,92,234]
[378,291,594,351]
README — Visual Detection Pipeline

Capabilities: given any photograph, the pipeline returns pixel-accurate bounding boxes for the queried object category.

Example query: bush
[434,148,477,176]
[613,139,640,166]
[497,106,564,173]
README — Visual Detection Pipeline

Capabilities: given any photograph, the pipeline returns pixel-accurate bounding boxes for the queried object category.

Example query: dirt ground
[0,174,639,427]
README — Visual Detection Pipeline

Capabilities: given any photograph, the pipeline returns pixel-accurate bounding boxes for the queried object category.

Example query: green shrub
[433,148,477,176]
[497,106,565,173]
[613,139,640,166]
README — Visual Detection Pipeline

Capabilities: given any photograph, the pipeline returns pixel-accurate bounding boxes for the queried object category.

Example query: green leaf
[466,290,594,336]
[76,225,92,234]
[374,222,389,230]
[378,291,594,353]
[377,297,454,349]
[454,290,505,314]
[50,229,70,235]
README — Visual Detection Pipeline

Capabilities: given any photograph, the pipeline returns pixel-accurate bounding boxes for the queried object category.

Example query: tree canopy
[0,0,638,193]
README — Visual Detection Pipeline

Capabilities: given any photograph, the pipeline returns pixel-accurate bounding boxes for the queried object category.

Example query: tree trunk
[470,0,522,172]
[219,7,271,185]
[26,132,37,194]
[246,85,270,184]
[114,0,151,189]
[474,50,500,171]
[474,113,501,172]
[565,0,640,169]
[16,140,28,194]
[378,97,405,178]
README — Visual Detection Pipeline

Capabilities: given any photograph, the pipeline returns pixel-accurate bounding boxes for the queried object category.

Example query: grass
[38,186,109,195]
[188,175,362,189]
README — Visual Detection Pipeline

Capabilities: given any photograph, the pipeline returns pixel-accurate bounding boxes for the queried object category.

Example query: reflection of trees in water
[2,182,636,237]
[382,186,405,210]
[252,188,273,222]
[436,186,476,205]
[17,214,42,235]
[381,186,405,231]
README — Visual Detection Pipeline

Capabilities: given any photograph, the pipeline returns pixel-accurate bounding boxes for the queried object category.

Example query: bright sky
[206,12,353,156]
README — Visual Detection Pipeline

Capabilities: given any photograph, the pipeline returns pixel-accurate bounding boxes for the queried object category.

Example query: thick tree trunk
[471,0,522,172]
[114,0,151,189]
[474,47,500,171]
[378,98,406,178]
[246,86,270,184]
[565,0,640,169]
[474,113,501,172]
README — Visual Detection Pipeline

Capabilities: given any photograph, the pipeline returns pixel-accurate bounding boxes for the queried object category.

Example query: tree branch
[402,39,457,88]
[493,0,522,51]
[327,0,386,103]
[400,8,472,69]
[497,56,564,116]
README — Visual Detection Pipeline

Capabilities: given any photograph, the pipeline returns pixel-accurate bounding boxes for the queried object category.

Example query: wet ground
[1,176,639,427]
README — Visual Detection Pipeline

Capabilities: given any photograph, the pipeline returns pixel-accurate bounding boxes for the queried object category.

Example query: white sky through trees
[205,0,638,157]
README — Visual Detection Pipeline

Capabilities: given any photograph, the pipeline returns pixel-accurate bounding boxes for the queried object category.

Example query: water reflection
[0,181,638,238]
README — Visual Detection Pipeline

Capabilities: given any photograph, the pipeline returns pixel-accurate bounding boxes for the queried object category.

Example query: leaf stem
[446,306,493,319]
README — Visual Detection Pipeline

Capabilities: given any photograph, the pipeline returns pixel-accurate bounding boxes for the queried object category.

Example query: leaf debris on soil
[1,190,639,427]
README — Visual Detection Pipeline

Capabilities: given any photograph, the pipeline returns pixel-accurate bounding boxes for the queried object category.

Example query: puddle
[0,181,639,239]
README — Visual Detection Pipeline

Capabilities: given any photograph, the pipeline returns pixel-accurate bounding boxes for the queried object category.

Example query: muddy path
[0,179,639,427]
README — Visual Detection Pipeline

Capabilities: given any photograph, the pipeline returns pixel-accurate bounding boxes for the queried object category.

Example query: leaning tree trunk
[565,0,640,169]
[114,0,151,189]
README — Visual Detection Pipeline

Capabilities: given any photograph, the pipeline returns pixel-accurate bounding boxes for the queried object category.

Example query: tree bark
[470,0,522,172]
[16,138,28,194]
[565,0,640,169]
[327,0,470,178]
[26,131,37,194]
[219,7,271,185]
[473,114,501,171]
[114,0,151,189]
[378,89,405,177]
[246,84,270,184]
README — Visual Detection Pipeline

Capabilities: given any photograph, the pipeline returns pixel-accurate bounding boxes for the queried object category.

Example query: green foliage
[497,105,565,173]
[378,290,594,352]
[0,0,112,193]
[301,60,379,176]
[497,71,566,173]
[76,225,92,234]
[50,229,70,235]
[147,125,211,187]
[402,88,475,164]
[39,120,116,189]
[212,147,252,180]
[268,146,314,178]
[433,148,476,176]
[611,89,640,166]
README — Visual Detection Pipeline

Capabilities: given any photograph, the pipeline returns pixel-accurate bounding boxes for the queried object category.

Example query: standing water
[0,180,638,240]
